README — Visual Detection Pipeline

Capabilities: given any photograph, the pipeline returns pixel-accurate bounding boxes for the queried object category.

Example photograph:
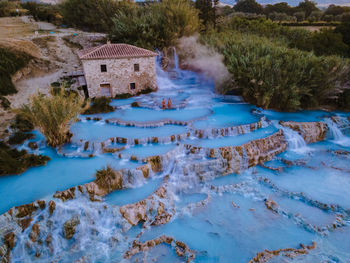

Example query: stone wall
[82,56,157,98]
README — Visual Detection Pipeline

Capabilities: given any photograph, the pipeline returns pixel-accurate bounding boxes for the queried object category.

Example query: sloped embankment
[0,39,41,96]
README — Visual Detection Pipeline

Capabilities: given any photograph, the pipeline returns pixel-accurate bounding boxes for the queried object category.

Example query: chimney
[107,40,111,45]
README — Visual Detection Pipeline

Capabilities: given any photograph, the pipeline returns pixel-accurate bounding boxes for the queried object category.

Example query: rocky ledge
[280,121,327,143]
[124,235,195,262]
[249,242,316,263]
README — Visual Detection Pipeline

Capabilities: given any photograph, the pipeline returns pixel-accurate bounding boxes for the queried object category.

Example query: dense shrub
[10,113,34,132]
[60,0,133,32]
[202,31,350,111]
[8,131,34,145]
[0,141,50,176]
[0,47,32,95]
[335,22,350,57]
[0,0,25,17]
[310,29,348,57]
[0,96,10,109]
[234,0,263,14]
[21,2,62,24]
[218,17,349,58]
[110,0,200,49]
[82,97,114,114]
[17,89,85,147]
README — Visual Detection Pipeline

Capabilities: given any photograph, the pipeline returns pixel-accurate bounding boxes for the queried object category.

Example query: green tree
[294,0,319,18]
[60,0,134,32]
[294,11,305,22]
[324,4,345,17]
[341,12,350,22]
[195,0,218,29]
[264,2,293,16]
[110,0,200,49]
[308,10,323,21]
[234,0,263,14]
[335,21,350,56]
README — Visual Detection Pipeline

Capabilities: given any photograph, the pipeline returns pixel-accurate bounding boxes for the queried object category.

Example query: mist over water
[1,51,350,262]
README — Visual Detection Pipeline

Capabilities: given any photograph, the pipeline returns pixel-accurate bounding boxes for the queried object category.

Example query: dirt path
[0,17,105,138]
[7,34,81,108]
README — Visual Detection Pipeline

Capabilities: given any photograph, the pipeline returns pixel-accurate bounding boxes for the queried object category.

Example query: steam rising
[177,35,233,93]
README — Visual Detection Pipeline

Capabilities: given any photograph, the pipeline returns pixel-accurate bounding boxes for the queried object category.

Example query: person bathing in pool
[168,98,172,109]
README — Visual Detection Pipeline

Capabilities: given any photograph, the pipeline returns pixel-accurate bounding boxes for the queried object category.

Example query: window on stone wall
[134,64,140,72]
[101,64,107,72]
[130,83,136,90]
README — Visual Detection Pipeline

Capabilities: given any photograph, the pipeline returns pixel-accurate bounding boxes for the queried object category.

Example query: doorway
[100,83,112,97]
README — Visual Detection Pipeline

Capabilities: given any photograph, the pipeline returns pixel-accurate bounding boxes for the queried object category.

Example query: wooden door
[100,84,112,97]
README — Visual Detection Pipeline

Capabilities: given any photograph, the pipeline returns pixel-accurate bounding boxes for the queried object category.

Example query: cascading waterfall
[274,121,310,154]
[173,46,179,72]
[324,118,350,147]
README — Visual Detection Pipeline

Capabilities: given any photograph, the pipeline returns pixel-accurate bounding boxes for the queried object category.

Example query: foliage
[10,113,34,132]
[324,4,350,17]
[21,2,62,24]
[195,0,218,29]
[8,131,34,145]
[16,88,85,147]
[218,17,349,58]
[0,47,32,95]
[0,141,50,176]
[60,0,133,32]
[264,2,293,16]
[294,0,318,18]
[335,22,350,56]
[310,28,348,57]
[110,0,200,49]
[0,96,10,109]
[82,97,114,114]
[293,11,305,22]
[0,0,26,17]
[234,0,263,14]
[202,31,350,111]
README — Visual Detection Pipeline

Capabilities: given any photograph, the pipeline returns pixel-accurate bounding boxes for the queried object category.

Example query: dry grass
[0,38,41,58]
[0,17,36,38]
[16,88,87,147]
[32,36,56,49]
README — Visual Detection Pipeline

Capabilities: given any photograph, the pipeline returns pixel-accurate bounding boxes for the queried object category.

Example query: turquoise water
[1,54,350,263]
[186,125,278,148]
[71,121,188,142]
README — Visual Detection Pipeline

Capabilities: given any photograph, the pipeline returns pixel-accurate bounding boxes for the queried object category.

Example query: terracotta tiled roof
[79,43,158,60]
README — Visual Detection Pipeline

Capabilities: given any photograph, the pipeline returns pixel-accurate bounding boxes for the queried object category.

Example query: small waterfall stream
[324,117,350,147]
[173,46,179,72]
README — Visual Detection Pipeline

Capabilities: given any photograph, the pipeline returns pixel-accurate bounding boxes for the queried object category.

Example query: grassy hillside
[0,44,34,96]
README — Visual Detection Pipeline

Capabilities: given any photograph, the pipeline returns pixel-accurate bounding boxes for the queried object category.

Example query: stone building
[78,43,158,98]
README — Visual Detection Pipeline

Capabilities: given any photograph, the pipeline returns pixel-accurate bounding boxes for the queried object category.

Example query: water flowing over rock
[186,130,287,173]
[119,176,174,226]
[280,121,327,143]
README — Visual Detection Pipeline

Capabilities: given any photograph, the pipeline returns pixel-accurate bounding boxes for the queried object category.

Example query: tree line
[223,0,350,23]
